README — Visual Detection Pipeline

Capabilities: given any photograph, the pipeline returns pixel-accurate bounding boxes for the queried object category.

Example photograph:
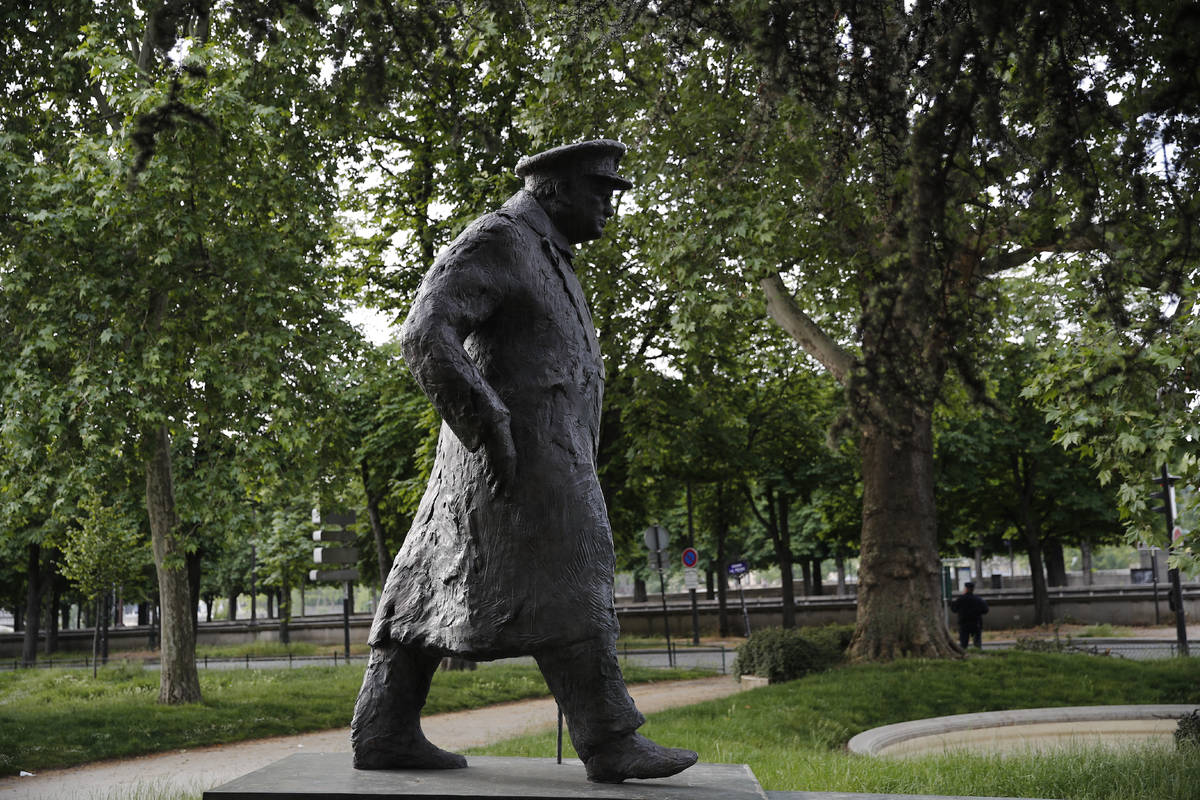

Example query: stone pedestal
[202,754,767,799]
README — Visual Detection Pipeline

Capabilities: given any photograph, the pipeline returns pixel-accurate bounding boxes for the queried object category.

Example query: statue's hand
[483,416,517,497]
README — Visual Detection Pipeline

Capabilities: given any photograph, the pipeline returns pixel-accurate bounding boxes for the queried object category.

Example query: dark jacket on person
[367,190,616,660]
[949,591,989,629]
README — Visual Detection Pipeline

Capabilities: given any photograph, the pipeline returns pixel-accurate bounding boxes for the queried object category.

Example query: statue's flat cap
[516,139,633,189]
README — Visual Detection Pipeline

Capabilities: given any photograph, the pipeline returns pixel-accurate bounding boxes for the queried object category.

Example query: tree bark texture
[145,424,202,704]
[1044,539,1067,587]
[849,408,959,660]
[21,542,42,666]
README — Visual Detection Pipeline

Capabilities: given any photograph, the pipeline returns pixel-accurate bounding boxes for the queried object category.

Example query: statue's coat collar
[503,190,573,262]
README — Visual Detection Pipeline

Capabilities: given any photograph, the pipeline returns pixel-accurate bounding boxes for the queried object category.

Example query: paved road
[0,676,749,800]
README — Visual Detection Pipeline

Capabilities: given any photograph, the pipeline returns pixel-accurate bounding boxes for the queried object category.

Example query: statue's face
[552,175,619,244]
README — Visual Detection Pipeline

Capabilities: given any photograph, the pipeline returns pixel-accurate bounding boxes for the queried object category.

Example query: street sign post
[643,525,674,667]
[1151,468,1189,656]
[681,547,700,645]
[727,561,751,638]
[311,511,358,659]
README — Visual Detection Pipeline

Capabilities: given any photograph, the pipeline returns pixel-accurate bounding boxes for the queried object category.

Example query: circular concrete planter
[848,705,1197,758]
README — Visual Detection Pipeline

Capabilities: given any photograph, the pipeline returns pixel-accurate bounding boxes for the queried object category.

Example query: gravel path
[0,676,747,800]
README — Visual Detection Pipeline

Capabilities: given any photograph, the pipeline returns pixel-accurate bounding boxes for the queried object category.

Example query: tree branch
[760,272,855,385]
[978,225,1104,275]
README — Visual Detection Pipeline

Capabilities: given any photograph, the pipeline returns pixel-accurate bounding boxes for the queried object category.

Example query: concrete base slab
[202,754,767,800]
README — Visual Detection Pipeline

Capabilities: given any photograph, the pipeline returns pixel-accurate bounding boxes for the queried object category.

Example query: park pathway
[0,675,747,800]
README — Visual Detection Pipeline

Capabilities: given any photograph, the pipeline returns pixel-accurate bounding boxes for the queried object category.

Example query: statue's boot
[351,644,467,770]
[584,733,698,783]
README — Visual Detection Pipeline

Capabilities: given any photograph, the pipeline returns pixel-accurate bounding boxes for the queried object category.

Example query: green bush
[734,627,828,683]
[801,623,855,666]
[1175,709,1200,750]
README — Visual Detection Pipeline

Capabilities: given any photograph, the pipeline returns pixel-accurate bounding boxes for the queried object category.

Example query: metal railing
[2,645,734,673]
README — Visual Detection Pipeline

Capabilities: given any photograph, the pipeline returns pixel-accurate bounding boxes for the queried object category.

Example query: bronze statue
[351,140,698,784]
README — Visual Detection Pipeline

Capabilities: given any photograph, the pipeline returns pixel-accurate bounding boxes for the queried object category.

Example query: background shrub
[1175,709,1200,750]
[734,627,846,683]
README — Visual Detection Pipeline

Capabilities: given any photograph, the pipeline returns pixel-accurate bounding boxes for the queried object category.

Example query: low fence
[0,645,734,674]
[4,584,1197,659]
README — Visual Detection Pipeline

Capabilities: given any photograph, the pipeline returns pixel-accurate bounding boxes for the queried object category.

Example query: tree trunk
[1015,455,1053,625]
[21,542,42,667]
[633,577,648,603]
[92,597,100,679]
[799,558,812,597]
[187,549,202,635]
[100,591,110,663]
[279,577,291,645]
[849,408,959,660]
[1044,538,1067,587]
[1080,539,1094,586]
[1022,527,1052,624]
[836,552,847,595]
[704,568,714,600]
[750,484,796,628]
[228,591,238,620]
[363,459,392,586]
[145,424,202,704]
[974,546,984,584]
[811,557,823,596]
[774,491,796,628]
[715,484,730,637]
[46,572,60,655]
[138,602,150,626]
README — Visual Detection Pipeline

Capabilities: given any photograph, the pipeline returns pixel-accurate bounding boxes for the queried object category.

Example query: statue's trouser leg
[351,642,465,769]
[533,636,645,762]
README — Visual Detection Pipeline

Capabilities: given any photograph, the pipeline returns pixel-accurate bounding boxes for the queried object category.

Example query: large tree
[1,2,357,701]
[509,0,1200,658]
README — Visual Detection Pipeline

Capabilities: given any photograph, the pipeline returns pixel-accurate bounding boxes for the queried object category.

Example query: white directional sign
[683,567,699,590]
[311,512,358,583]
[308,568,359,582]
[314,546,358,564]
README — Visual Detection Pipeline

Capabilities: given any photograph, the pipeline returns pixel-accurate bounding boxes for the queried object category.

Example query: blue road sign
[681,547,699,568]
[727,560,748,577]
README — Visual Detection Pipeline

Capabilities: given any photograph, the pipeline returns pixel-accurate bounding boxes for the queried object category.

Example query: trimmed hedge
[734,624,852,683]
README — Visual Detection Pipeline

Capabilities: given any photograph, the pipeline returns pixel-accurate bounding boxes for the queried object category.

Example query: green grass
[1076,623,1134,638]
[0,660,711,776]
[476,651,1200,800]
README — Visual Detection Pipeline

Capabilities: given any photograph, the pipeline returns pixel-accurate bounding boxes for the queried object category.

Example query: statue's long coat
[368,190,617,659]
